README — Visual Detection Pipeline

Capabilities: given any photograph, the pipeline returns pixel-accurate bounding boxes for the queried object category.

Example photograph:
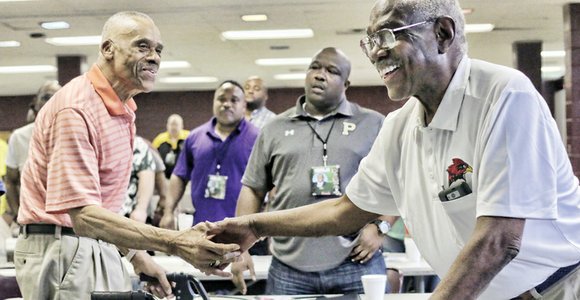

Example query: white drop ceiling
[0,0,574,96]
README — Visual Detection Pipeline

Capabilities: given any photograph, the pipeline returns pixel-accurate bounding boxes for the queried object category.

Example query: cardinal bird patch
[446,158,473,186]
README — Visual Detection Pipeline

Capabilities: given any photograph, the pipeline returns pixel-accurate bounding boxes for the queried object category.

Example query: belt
[516,260,580,299]
[535,260,580,294]
[20,224,76,236]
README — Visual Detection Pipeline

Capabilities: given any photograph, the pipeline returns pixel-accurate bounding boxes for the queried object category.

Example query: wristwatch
[370,220,390,235]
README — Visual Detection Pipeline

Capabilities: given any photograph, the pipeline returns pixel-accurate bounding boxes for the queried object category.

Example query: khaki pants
[14,229,131,300]
[540,265,580,300]
[518,265,580,300]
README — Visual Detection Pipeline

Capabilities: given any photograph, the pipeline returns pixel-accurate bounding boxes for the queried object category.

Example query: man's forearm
[164,175,186,213]
[134,170,155,214]
[69,205,179,254]
[155,172,168,203]
[4,167,21,219]
[432,216,525,299]
[235,186,265,216]
[251,195,377,238]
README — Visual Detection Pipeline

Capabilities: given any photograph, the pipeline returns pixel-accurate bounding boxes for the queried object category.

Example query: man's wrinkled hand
[207,217,260,253]
[169,222,241,277]
[131,251,174,299]
[159,211,176,230]
[231,251,256,294]
[350,223,383,263]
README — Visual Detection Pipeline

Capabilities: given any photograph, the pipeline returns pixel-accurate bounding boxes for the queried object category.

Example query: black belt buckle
[21,224,76,236]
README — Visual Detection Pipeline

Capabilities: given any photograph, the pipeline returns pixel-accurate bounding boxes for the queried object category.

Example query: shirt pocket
[439,193,476,247]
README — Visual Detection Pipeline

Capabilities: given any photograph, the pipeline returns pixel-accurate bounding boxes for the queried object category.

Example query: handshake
[168,215,261,277]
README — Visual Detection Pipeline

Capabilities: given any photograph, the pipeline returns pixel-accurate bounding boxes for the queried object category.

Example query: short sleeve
[476,88,560,219]
[133,139,155,173]
[346,122,399,216]
[241,130,272,194]
[172,134,193,181]
[5,133,21,169]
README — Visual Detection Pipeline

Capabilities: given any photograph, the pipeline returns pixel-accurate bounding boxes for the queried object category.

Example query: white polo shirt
[347,56,580,299]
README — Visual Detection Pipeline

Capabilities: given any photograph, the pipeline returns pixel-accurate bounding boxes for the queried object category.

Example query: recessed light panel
[0,65,56,74]
[40,21,70,30]
[222,29,313,40]
[45,35,101,46]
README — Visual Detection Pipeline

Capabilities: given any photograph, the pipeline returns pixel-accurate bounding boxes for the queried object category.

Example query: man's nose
[146,48,160,63]
[369,46,389,64]
[314,71,326,81]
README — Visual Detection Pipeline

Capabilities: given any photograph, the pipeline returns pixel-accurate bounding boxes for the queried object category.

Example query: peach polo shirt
[18,64,137,227]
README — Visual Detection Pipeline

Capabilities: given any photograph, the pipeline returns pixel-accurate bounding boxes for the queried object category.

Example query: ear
[434,16,456,54]
[344,79,350,89]
[100,40,115,60]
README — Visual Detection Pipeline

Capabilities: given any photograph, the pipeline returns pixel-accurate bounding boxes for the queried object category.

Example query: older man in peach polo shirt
[15,11,240,300]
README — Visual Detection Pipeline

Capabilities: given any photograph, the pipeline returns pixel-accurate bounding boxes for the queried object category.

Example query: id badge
[165,151,176,165]
[311,165,341,196]
[205,174,228,200]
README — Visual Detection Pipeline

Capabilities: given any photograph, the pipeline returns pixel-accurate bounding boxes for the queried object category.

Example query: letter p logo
[342,122,356,135]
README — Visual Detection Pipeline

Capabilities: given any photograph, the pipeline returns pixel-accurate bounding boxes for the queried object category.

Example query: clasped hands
[174,216,259,277]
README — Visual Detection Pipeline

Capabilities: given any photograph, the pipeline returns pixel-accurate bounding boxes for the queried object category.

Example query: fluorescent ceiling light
[255,57,311,66]
[274,73,306,80]
[0,40,20,47]
[465,24,494,33]
[541,50,565,58]
[541,66,564,73]
[40,21,70,30]
[160,61,191,69]
[242,14,268,22]
[159,76,218,84]
[221,29,313,40]
[45,35,101,46]
[0,65,56,74]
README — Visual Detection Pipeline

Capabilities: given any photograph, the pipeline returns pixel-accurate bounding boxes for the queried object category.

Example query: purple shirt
[173,118,259,225]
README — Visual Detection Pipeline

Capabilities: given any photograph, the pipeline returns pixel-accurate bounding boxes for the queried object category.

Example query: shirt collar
[290,95,353,120]
[87,64,137,116]
[423,56,471,131]
[250,106,266,118]
[208,117,247,138]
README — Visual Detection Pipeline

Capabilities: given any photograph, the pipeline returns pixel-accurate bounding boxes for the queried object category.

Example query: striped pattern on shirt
[18,64,136,227]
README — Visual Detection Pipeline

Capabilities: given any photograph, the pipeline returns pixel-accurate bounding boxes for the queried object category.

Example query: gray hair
[391,0,467,54]
[101,11,154,42]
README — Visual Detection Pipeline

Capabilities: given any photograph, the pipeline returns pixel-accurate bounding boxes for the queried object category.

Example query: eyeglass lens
[361,29,395,56]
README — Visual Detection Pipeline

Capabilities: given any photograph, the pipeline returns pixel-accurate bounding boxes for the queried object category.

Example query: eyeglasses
[360,21,431,57]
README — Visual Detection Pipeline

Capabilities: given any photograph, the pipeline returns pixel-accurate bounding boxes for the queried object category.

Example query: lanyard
[306,118,337,167]
[212,131,236,175]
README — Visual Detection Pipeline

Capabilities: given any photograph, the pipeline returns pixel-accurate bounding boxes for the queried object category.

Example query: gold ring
[209,259,221,268]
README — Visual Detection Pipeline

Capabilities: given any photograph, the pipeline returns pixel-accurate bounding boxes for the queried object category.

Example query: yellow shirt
[152,130,190,150]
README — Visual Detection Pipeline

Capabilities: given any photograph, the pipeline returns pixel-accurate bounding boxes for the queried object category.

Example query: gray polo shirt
[242,95,384,271]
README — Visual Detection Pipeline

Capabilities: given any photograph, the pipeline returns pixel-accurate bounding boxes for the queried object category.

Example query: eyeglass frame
[360,20,433,57]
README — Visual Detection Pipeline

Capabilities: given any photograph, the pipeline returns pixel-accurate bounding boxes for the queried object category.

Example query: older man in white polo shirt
[209,0,580,299]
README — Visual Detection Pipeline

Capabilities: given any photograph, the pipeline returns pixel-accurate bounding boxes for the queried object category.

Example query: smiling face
[304,47,351,115]
[365,0,465,104]
[100,12,163,98]
[366,2,437,102]
[213,82,246,128]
